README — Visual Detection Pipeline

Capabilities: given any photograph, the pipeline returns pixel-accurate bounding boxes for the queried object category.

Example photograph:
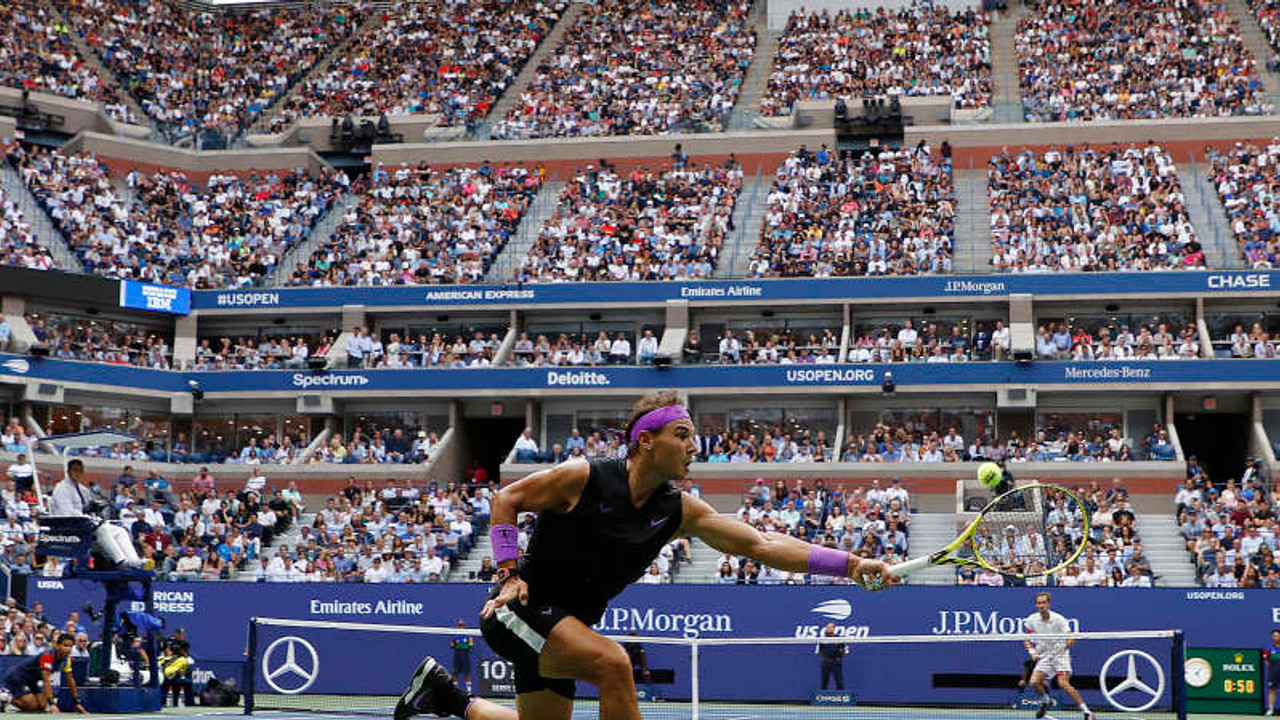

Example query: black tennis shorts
[479,586,576,699]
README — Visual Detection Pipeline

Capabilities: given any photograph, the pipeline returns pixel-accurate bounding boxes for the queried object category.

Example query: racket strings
[970,486,1087,577]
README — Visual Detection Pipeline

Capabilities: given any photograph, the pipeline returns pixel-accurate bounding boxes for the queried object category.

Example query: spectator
[513,428,540,463]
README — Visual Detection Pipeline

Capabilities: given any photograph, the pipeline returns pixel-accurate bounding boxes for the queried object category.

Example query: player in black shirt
[394,391,897,720]
[3,633,85,713]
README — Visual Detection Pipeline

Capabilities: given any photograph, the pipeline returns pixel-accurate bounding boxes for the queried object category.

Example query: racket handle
[888,555,932,578]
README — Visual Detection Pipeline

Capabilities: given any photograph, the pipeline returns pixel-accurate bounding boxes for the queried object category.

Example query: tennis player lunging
[1024,592,1091,720]
[395,391,897,720]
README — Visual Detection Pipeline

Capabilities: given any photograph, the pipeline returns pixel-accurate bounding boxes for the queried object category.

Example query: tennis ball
[977,461,1003,488]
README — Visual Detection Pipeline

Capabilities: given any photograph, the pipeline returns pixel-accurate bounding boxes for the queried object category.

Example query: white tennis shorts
[1034,654,1073,678]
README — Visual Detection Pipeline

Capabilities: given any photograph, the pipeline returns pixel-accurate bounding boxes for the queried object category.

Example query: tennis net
[245,617,1185,719]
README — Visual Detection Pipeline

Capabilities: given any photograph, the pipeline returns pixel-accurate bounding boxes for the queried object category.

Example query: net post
[244,617,258,715]
[1172,629,1186,720]
[690,639,700,720]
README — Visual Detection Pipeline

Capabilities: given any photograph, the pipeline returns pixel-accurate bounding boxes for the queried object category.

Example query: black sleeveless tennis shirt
[520,457,683,624]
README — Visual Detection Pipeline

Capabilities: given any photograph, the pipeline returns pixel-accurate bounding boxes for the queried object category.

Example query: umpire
[818,622,848,690]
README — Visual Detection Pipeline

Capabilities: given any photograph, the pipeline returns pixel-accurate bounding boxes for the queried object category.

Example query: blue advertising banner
[193,271,1280,311]
[118,281,191,315]
[29,580,1266,706]
[2,353,1280,394]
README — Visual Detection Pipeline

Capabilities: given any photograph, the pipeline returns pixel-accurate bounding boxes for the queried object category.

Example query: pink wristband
[491,524,520,564]
[808,545,849,577]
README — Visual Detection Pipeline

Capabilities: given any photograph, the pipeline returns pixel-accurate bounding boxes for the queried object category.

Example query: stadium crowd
[0,185,57,272]
[268,0,564,132]
[693,420,834,464]
[1217,322,1280,358]
[193,334,331,371]
[691,326,842,365]
[490,0,755,139]
[840,420,1169,463]
[516,160,742,282]
[751,144,954,278]
[26,313,171,368]
[988,145,1204,272]
[1177,455,1278,587]
[1016,0,1268,122]
[719,478,910,584]
[761,7,991,117]
[846,320,1009,362]
[285,163,544,287]
[11,145,348,288]
[510,330,657,366]
[1209,142,1280,269]
[1032,320,1202,360]
[60,0,359,141]
[0,0,133,122]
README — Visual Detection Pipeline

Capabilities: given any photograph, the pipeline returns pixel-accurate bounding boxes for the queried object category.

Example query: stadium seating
[268,0,564,133]
[762,7,991,117]
[58,0,358,142]
[12,146,347,288]
[988,145,1204,272]
[1177,457,1276,587]
[285,163,543,287]
[1017,0,1269,122]
[490,0,756,138]
[751,145,954,277]
[1209,142,1280,268]
[0,181,56,272]
[0,0,133,122]
[516,162,742,282]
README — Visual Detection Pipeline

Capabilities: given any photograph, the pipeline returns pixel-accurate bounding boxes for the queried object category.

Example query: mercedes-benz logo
[1099,649,1165,713]
[262,636,320,694]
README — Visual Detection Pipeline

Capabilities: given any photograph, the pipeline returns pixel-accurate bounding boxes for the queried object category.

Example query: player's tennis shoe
[395,656,454,720]
[1082,712,1094,720]
[1034,701,1048,719]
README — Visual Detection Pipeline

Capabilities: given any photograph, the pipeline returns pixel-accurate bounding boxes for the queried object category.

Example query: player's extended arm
[43,667,58,713]
[679,493,896,590]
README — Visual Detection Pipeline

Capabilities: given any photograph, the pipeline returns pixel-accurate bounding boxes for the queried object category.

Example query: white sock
[1079,702,1089,713]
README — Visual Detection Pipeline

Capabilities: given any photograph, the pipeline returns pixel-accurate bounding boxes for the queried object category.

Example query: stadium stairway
[36,0,154,135]
[473,1,588,141]
[952,169,991,274]
[1223,0,1280,107]
[0,163,84,274]
[716,169,769,278]
[483,180,564,283]
[229,512,318,581]
[727,0,780,132]
[1176,161,1243,270]
[988,4,1026,124]
[905,514,958,585]
[1136,512,1199,587]
[453,531,493,581]
[266,193,359,285]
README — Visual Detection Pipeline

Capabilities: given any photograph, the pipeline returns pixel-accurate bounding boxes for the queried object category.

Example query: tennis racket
[889,482,1090,580]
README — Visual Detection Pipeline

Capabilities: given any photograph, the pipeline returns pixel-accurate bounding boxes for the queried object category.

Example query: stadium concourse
[2,0,1280,717]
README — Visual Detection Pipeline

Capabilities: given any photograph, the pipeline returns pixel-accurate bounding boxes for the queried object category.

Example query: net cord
[250,617,1178,646]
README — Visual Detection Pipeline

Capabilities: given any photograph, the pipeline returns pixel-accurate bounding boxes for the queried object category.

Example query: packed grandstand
[0,0,1274,615]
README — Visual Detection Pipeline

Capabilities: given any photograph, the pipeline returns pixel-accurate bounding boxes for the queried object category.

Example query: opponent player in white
[1024,592,1092,720]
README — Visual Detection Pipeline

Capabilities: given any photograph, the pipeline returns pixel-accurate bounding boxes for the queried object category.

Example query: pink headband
[629,405,691,443]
